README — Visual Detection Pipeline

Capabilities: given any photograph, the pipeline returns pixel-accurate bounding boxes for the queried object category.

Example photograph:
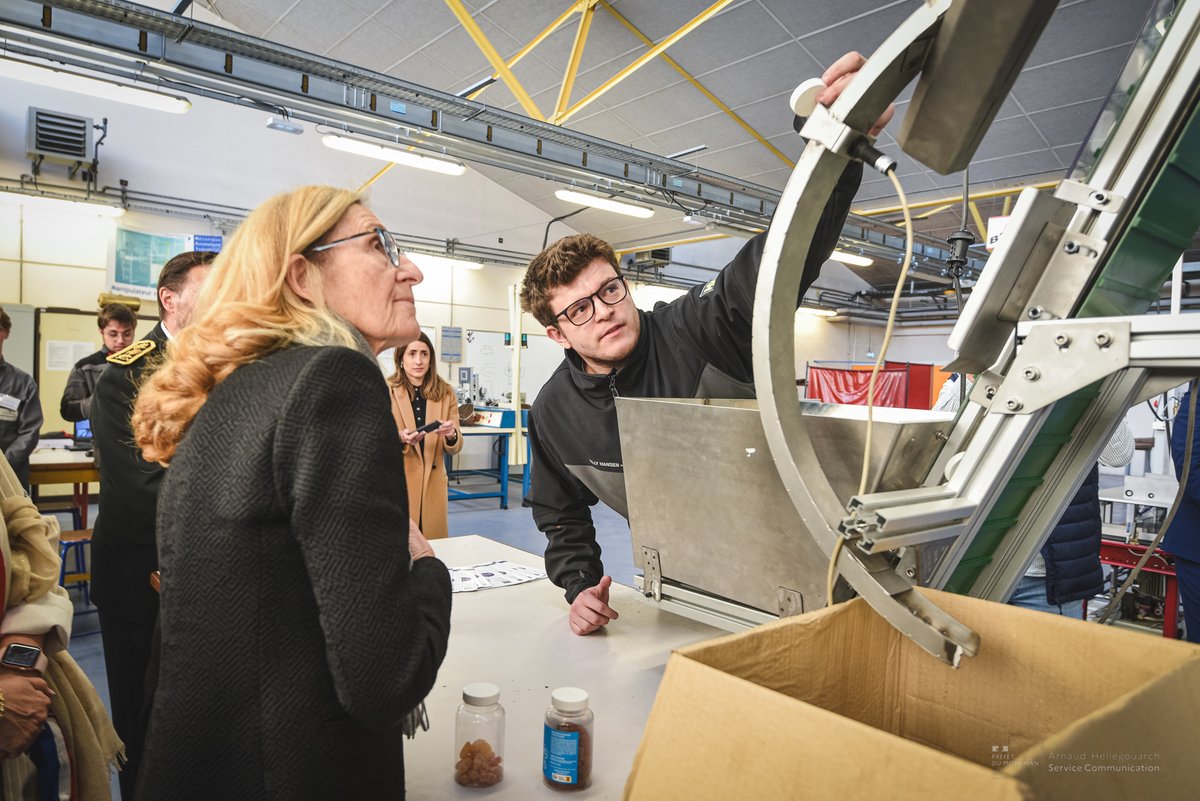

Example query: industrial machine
[620,0,1200,665]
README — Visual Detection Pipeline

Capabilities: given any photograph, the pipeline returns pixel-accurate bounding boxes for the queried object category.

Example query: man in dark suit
[90,250,214,798]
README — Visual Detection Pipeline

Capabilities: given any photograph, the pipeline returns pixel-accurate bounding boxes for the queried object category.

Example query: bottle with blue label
[542,687,593,791]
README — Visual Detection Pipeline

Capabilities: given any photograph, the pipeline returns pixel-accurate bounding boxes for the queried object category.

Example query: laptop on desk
[67,419,93,452]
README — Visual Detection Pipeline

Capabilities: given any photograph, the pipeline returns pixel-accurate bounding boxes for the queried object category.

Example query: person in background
[0,307,42,490]
[520,53,888,636]
[1168,386,1200,643]
[934,376,1135,616]
[88,250,215,801]
[130,186,452,800]
[389,332,463,539]
[59,303,137,423]
[1007,421,1133,617]
[0,455,122,798]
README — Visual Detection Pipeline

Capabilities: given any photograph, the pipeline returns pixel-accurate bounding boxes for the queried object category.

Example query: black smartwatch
[1,643,48,673]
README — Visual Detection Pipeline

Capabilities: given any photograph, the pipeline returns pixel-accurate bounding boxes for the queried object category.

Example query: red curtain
[806,366,907,407]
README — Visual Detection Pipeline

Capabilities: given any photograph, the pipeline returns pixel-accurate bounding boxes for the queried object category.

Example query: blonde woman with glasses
[131,186,452,801]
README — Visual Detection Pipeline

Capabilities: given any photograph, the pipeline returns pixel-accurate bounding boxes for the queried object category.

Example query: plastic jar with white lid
[455,682,504,787]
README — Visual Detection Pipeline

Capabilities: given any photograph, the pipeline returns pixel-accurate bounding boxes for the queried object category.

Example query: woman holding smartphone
[390,332,463,538]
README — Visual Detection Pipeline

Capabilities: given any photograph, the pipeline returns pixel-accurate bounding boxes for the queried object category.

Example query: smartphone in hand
[415,420,442,434]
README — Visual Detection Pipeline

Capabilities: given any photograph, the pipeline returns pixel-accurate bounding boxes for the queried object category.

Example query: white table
[407,535,723,799]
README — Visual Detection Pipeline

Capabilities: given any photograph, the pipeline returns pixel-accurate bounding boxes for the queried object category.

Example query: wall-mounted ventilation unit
[26,107,94,164]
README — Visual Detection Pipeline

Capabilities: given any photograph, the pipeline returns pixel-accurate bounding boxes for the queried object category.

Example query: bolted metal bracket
[1054,178,1125,214]
[1023,230,1108,321]
[993,320,1131,414]
[777,587,805,617]
[967,370,1004,410]
[641,547,662,602]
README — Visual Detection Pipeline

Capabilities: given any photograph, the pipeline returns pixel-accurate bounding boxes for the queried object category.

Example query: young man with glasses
[521,53,891,636]
[59,302,137,423]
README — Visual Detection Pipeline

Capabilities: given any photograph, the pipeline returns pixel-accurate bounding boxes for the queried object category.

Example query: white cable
[828,167,913,607]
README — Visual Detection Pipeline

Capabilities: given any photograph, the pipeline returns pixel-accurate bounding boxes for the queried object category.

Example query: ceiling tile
[1025,0,1156,68]
[341,0,392,14]
[1010,47,1130,113]
[385,49,461,92]
[202,1,277,36]
[692,134,802,181]
[854,172,937,204]
[564,113,649,148]
[609,0,741,42]
[1028,98,1106,148]
[374,1,459,48]
[731,93,803,141]
[1054,143,1087,172]
[972,116,1050,162]
[278,0,369,52]
[968,149,1066,184]
[600,82,721,136]
[327,22,419,74]
[662,4,793,78]
[646,112,765,158]
[528,9,644,79]
[219,0,292,26]
[479,0,581,45]
[262,19,328,55]
[569,59,683,110]
[697,42,822,107]
[796,2,919,69]
[758,0,916,39]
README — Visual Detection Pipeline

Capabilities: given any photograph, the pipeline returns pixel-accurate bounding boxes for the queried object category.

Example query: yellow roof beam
[554,0,732,124]
[554,1,598,119]
[854,180,1059,216]
[443,0,544,120]
[358,163,394,191]
[614,232,733,257]
[968,200,987,238]
[598,0,792,168]
[466,1,586,101]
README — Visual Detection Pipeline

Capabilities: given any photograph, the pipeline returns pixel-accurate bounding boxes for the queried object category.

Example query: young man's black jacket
[525,162,863,603]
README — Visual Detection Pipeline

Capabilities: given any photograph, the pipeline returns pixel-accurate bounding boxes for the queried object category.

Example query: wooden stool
[59,528,93,607]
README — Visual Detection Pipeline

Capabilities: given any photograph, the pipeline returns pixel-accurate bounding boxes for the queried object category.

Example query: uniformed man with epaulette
[90,249,214,800]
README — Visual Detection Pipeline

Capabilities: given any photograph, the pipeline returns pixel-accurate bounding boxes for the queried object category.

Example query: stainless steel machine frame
[621,0,1200,665]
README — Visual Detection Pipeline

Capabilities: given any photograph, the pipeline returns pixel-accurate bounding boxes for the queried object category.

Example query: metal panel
[618,396,953,618]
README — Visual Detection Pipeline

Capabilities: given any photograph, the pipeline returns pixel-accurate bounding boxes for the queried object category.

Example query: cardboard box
[625,589,1199,801]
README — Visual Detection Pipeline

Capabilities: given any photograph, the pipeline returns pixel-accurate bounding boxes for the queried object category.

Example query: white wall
[880,323,956,364]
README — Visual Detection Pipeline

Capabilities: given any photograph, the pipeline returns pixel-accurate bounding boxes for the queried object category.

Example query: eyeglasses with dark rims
[553,274,629,326]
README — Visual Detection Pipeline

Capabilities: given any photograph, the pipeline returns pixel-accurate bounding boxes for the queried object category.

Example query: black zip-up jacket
[525,162,863,603]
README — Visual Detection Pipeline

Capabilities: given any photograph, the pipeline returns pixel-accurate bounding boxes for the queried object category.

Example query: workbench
[407,535,723,799]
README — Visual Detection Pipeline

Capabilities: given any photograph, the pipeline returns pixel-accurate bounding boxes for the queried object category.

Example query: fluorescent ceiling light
[407,252,483,271]
[0,57,190,114]
[554,188,655,219]
[797,306,836,318]
[0,191,125,217]
[667,144,707,159]
[321,134,466,176]
[828,249,873,267]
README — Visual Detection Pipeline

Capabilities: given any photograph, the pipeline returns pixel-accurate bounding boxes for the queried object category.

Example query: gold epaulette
[107,339,157,366]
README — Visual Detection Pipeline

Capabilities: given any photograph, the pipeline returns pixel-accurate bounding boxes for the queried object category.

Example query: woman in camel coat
[390,332,463,538]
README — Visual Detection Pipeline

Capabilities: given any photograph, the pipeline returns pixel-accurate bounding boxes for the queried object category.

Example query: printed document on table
[450,560,547,593]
